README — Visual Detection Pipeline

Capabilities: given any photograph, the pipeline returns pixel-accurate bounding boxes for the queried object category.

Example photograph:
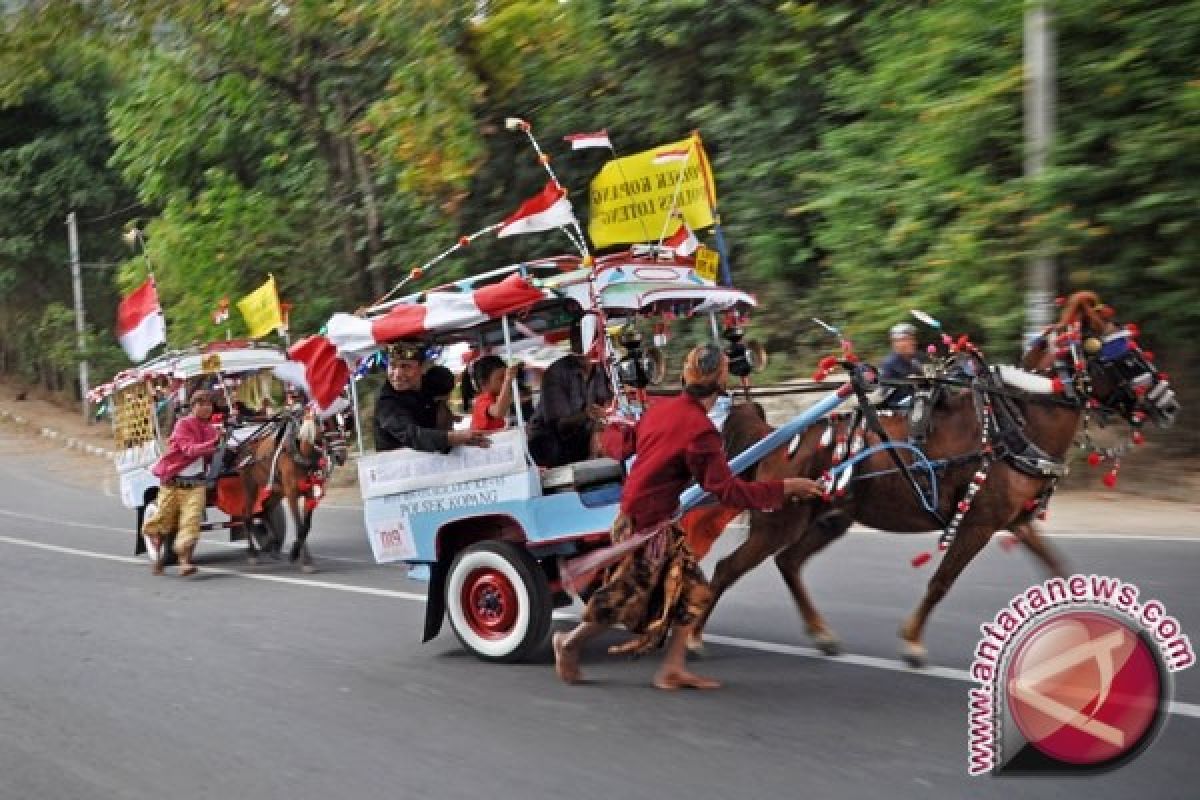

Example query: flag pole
[506,118,590,259]
[691,131,731,286]
[655,142,696,248]
[371,222,503,310]
[603,135,655,246]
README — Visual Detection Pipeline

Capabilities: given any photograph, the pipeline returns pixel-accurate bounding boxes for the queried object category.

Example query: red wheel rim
[460,567,519,640]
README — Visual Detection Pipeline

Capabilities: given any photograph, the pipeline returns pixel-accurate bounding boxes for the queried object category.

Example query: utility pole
[1024,1,1056,339]
[67,212,90,422]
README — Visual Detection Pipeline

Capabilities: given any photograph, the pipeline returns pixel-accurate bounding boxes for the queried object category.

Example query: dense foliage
[1,1,1195,441]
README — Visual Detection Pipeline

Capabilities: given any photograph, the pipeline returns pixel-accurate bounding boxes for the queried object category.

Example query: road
[0,428,1197,800]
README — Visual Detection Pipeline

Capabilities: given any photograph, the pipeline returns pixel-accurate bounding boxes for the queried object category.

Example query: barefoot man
[553,345,825,690]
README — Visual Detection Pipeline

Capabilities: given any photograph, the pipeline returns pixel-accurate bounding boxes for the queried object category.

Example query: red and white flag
[664,221,700,256]
[652,146,692,165]
[563,130,612,150]
[279,335,351,415]
[497,181,576,238]
[211,296,230,325]
[115,277,166,362]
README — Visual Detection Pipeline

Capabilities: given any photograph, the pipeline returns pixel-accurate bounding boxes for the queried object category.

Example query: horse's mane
[723,401,773,463]
[298,417,319,445]
[1057,290,1106,333]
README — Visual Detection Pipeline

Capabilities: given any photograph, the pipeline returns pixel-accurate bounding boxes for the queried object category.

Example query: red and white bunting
[116,277,166,363]
[664,221,700,256]
[652,147,692,165]
[497,181,576,238]
[324,274,551,357]
[563,130,612,150]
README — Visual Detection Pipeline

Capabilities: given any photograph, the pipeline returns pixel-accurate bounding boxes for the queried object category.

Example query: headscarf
[682,344,729,397]
[387,341,427,364]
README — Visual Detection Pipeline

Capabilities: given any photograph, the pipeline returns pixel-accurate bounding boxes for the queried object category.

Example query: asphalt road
[1,429,1197,800]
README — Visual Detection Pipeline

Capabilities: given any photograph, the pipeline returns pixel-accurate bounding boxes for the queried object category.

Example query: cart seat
[541,457,624,492]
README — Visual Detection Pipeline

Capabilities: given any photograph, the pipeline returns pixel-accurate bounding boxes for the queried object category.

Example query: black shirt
[880,352,925,405]
[533,355,613,431]
[374,382,450,453]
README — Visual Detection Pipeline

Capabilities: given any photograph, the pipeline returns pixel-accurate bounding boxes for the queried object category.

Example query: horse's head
[1022,291,1179,428]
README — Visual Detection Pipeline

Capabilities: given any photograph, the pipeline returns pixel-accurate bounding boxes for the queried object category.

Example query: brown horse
[233,410,330,573]
[688,292,1179,665]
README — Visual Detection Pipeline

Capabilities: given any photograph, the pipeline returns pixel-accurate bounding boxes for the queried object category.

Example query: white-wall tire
[445,541,551,663]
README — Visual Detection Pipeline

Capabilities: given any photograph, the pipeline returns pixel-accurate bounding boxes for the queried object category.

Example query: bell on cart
[615,324,666,388]
[723,323,768,377]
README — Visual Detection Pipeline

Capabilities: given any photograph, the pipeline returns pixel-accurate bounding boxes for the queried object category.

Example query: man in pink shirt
[142,389,222,576]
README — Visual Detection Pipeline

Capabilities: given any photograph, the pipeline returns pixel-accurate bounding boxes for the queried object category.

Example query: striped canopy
[326,273,553,358]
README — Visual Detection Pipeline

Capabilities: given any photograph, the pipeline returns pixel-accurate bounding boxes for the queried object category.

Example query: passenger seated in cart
[469,355,520,432]
[374,341,491,453]
[141,388,223,578]
[528,327,613,467]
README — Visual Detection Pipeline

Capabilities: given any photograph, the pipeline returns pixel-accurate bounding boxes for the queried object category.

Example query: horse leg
[688,511,807,654]
[775,508,853,655]
[286,492,316,574]
[241,474,260,566]
[898,526,993,667]
[1011,520,1068,578]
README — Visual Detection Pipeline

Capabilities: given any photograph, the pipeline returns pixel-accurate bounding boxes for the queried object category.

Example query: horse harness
[814,357,1079,548]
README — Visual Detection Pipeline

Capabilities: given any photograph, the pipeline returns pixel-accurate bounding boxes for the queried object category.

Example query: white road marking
[1,530,1196,721]
[0,506,375,564]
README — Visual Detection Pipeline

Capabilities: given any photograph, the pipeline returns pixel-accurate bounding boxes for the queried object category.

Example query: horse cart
[103,341,296,565]
[327,248,867,662]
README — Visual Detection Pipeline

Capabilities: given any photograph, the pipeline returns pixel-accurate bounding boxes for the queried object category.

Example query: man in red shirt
[469,356,519,431]
[553,345,825,690]
[142,389,222,577]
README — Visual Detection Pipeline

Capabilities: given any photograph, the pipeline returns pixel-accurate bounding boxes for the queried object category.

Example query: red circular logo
[1005,610,1163,766]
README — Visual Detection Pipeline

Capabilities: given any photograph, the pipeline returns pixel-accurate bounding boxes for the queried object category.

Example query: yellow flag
[237,275,284,339]
[587,134,717,248]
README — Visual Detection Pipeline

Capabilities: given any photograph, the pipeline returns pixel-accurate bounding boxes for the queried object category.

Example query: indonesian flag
[116,277,166,362]
[211,296,230,325]
[652,146,692,164]
[325,273,549,358]
[277,335,350,415]
[563,130,612,150]
[664,221,700,256]
[497,181,576,238]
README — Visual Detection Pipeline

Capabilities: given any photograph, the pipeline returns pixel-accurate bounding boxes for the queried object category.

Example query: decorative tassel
[1131,431,1145,446]
[911,551,932,568]
[1102,466,1119,489]
[1087,451,1103,467]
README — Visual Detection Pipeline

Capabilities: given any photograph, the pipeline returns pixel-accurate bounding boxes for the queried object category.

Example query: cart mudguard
[422,561,448,643]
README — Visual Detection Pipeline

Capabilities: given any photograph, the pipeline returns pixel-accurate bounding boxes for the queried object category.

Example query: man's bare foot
[178,564,197,577]
[653,670,721,691]
[552,632,583,685]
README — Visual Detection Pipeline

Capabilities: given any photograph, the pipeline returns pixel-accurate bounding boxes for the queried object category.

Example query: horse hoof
[812,632,843,656]
[301,565,318,575]
[686,634,706,656]
[901,641,929,668]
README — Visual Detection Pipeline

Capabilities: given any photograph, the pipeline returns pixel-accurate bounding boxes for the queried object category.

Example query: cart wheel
[445,541,552,663]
